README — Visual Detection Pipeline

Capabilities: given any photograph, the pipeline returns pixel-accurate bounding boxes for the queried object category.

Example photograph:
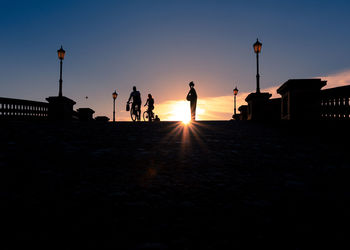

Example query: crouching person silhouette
[186,81,197,121]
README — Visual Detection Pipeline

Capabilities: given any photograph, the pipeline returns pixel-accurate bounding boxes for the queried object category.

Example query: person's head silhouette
[148,94,152,98]
[133,86,137,91]
[189,81,195,88]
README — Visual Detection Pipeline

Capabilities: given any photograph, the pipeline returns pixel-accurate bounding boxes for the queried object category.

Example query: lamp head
[233,87,239,96]
[112,90,118,100]
[253,39,262,54]
[57,46,66,60]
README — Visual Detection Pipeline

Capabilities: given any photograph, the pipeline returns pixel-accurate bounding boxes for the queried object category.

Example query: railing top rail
[321,85,350,97]
[0,97,48,106]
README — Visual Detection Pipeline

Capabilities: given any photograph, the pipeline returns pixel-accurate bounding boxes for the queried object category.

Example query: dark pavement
[0,121,349,249]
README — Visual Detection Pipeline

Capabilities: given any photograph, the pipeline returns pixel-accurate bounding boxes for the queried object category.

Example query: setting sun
[154,100,208,122]
[182,118,191,124]
[169,101,191,122]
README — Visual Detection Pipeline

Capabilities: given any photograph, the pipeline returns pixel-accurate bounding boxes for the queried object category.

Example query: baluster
[340,97,345,119]
[346,97,350,119]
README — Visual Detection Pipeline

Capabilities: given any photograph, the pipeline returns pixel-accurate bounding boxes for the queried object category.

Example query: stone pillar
[245,92,272,120]
[77,108,95,121]
[46,96,76,121]
[277,79,326,120]
[237,105,248,120]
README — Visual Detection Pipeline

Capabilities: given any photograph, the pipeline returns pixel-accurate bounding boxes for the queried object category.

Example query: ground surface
[0,120,349,249]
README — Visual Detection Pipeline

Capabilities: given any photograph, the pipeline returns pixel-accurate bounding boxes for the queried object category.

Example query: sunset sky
[1,0,350,121]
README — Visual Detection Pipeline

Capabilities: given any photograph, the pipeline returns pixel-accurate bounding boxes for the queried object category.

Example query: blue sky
[1,0,350,120]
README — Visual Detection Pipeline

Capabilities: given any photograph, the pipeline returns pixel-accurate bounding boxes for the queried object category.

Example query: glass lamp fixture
[253,39,262,54]
[57,46,66,60]
[112,90,118,100]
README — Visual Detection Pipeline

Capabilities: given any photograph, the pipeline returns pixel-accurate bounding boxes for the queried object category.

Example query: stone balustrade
[0,97,48,120]
[320,86,350,120]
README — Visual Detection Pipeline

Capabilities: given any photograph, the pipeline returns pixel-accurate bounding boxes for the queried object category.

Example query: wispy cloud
[320,69,350,89]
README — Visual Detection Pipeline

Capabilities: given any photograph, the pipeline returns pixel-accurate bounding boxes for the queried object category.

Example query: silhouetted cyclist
[128,86,142,121]
[186,81,197,121]
[144,94,154,122]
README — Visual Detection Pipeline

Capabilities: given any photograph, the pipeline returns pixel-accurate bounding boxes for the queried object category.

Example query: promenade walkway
[0,121,349,249]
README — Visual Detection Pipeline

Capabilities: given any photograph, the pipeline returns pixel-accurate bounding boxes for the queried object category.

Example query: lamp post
[253,39,262,93]
[112,90,118,122]
[233,86,239,116]
[57,46,66,97]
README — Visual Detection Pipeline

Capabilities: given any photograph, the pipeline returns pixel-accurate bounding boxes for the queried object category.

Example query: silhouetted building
[46,96,76,121]
[277,79,326,120]
[77,108,95,121]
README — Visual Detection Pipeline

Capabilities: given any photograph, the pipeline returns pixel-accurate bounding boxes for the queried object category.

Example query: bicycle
[127,102,141,122]
[143,109,155,122]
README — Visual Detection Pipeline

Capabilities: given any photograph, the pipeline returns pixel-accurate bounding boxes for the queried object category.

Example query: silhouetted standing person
[186,81,197,121]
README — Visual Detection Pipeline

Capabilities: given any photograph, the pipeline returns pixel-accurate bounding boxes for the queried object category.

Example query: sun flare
[182,118,191,125]
[154,99,207,122]
[166,100,192,122]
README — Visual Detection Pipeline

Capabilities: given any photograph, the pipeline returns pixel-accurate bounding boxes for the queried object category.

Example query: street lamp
[253,39,262,93]
[112,90,118,122]
[233,86,239,116]
[57,46,66,97]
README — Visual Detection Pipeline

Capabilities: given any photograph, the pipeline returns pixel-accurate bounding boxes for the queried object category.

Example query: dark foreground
[1,120,349,249]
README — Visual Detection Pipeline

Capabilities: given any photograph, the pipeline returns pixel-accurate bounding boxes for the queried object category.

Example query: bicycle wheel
[143,111,150,122]
[130,108,137,121]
